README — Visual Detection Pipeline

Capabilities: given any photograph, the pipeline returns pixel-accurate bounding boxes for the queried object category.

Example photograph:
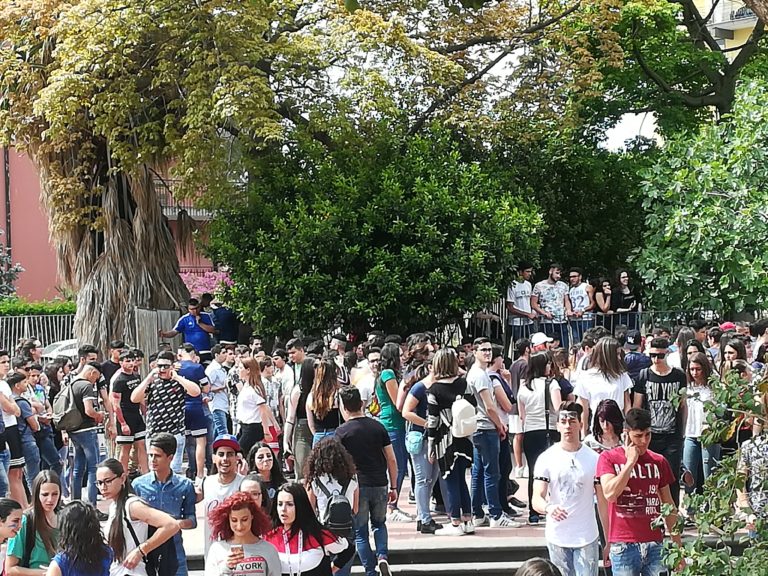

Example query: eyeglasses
[477,347,492,353]
[649,353,666,359]
[96,476,119,487]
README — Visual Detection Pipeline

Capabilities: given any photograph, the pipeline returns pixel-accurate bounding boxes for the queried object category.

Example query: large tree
[0,0,624,346]
[634,80,768,314]
[207,129,543,337]
[576,0,768,133]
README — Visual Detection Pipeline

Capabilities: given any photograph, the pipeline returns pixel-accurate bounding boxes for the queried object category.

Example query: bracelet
[138,543,148,560]
[286,421,295,426]
[389,486,396,490]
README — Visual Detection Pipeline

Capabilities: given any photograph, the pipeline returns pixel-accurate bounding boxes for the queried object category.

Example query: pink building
[0,148,213,301]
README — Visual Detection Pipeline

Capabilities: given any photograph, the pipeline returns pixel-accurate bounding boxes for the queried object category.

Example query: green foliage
[488,134,652,278]
[635,80,768,313]
[208,129,542,336]
[0,229,22,297]
[666,369,768,574]
[0,299,76,316]
[576,0,768,134]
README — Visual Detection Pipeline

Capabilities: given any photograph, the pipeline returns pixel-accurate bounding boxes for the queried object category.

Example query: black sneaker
[508,495,527,509]
[96,509,109,522]
[378,558,392,576]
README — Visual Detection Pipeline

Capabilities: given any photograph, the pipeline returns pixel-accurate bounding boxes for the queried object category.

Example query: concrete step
[186,537,550,571]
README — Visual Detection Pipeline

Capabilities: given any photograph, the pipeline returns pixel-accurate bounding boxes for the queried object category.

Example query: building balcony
[709,0,757,35]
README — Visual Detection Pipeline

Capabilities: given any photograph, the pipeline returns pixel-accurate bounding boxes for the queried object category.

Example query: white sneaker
[387,508,414,523]
[378,558,392,576]
[472,515,489,527]
[461,521,475,534]
[435,523,465,536]
[490,513,524,528]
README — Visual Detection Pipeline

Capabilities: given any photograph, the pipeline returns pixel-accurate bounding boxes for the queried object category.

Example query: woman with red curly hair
[205,492,281,576]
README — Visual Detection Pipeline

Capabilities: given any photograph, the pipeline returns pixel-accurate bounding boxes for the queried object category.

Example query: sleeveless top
[569,282,593,319]
[105,496,148,576]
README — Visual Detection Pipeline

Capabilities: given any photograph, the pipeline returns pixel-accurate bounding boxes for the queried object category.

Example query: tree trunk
[34,141,189,351]
[744,0,768,24]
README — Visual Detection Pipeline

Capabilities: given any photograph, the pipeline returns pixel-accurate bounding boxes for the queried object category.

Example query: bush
[208,129,543,337]
[0,299,76,316]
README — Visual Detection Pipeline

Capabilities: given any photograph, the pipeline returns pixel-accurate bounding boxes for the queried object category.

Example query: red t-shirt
[596,447,675,543]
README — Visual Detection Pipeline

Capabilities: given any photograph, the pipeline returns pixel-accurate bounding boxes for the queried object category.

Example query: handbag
[543,377,556,448]
[124,500,179,576]
[405,421,424,455]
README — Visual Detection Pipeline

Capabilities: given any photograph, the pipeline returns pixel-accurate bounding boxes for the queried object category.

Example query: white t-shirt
[203,474,245,554]
[506,280,533,326]
[686,385,713,438]
[205,539,281,576]
[0,381,17,427]
[517,377,560,432]
[573,369,632,414]
[206,361,229,413]
[667,350,682,369]
[311,474,358,524]
[106,496,148,576]
[237,386,267,424]
[533,443,600,547]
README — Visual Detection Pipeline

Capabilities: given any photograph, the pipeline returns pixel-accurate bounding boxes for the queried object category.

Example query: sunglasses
[558,411,579,423]
[156,363,172,369]
[649,353,667,359]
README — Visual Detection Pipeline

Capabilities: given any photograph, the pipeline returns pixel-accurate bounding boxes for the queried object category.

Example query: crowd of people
[0,287,767,576]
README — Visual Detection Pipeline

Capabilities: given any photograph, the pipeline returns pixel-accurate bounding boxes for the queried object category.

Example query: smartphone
[231,544,244,556]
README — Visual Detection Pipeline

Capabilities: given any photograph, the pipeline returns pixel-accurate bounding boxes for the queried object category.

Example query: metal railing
[0,314,75,353]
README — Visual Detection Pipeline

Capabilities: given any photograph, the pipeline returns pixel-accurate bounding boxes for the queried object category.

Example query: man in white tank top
[568,268,595,348]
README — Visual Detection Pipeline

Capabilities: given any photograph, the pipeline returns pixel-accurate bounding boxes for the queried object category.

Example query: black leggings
[523,429,559,517]
[238,422,264,459]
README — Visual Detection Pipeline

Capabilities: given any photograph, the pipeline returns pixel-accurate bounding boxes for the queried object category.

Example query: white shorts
[509,414,523,435]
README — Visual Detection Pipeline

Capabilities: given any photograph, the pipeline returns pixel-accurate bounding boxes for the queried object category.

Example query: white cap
[531,332,553,346]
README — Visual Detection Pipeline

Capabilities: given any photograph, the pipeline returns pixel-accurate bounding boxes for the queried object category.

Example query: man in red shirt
[597,408,681,576]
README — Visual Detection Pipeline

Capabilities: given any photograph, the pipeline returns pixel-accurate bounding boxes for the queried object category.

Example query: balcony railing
[154,179,212,220]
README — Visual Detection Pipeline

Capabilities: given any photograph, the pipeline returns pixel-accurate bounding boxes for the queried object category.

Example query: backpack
[314,477,353,535]
[451,394,478,438]
[52,378,84,432]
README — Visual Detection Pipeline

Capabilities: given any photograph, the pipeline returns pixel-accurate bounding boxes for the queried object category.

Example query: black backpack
[315,477,353,535]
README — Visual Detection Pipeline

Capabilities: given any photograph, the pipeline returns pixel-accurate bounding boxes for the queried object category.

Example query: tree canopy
[208,129,542,337]
[635,80,768,314]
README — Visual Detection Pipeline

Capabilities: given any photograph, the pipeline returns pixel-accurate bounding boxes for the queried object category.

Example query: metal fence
[134,308,182,368]
[0,314,75,353]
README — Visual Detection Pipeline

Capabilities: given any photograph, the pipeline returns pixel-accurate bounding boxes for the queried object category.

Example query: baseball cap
[719,321,737,331]
[531,332,553,346]
[212,434,241,453]
[625,329,641,350]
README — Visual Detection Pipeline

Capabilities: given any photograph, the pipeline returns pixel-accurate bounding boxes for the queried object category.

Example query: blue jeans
[471,429,502,519]
[387,430,408,501]
[411,438,439,524]
[0,449,9,497]
[38,428,63,476]
[569,319,594,347]
[609,542,664,576]
[174,535,188,576]
[548,539,599,576]
[443,457,471,521]
[540,321,569,351]
[312,431,336,446]
[22,441,40,490]
[166,433,185,474]
[353,486,389,576]
[211,410,229,438]
[683,437,720,495]
[70,429,99,504]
